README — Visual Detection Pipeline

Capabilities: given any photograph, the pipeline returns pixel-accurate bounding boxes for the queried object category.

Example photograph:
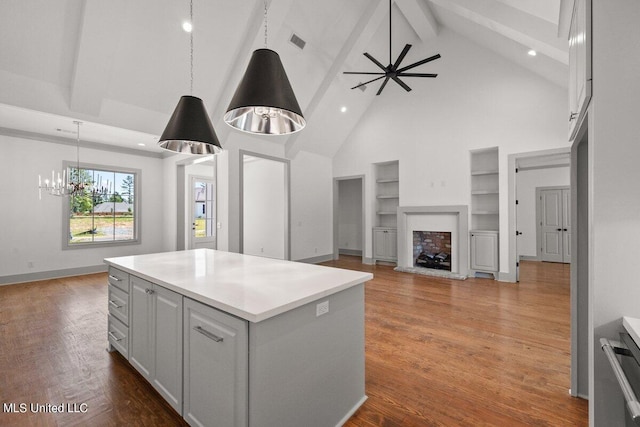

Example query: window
[63,162,140,248]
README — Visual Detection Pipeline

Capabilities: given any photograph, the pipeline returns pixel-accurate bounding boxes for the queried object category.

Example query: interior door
[539,187,571,263]
[189,176,216,250]
[562,188,571,262]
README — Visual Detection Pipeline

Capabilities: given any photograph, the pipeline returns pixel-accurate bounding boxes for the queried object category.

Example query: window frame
[62,161,141,250]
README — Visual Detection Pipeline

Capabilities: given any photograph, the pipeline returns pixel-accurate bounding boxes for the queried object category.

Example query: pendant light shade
[159,95,222,155]
[224,49,305,135]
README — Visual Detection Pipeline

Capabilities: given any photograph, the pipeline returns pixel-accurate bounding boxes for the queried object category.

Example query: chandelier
[38,120,87,199]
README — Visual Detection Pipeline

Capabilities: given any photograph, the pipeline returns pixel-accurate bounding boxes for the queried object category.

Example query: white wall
[0,134,165,281]
[338,179,363,252]
[242,156,286,259]
[290,151,333,261]
[590,1,640,425]
[333,27,570,273]
[516,167,570,258]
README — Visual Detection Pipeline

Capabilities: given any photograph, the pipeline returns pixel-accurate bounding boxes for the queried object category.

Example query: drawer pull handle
[194,326,223,342]
[108,331,123,342]
[109,300,123,309]
[109,275,122,282]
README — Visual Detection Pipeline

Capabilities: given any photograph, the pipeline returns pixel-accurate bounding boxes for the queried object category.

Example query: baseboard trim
[295,254,334,264]
[335,395,367,427]
[519,255,539,261]
[338,249,363,256]
[362,257,374,265]
[0,264,108,286]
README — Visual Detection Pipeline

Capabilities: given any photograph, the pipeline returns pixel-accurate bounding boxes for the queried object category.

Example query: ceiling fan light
[159,95,222,155]
[224,49,305,135]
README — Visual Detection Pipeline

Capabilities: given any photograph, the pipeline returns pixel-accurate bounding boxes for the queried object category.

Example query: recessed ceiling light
[182,21,193,33]
[340,106,347,113]
[528,49,537,56]
[137,143,146,147]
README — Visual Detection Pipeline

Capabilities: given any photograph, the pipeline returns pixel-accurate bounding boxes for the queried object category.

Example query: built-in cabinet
[183,298,248,427]
[373,161,399,263]
[568,0,592,141]
[470,230,499,272]
[129,276,183,413]
[470,147,499,275]
[372,227,397,263]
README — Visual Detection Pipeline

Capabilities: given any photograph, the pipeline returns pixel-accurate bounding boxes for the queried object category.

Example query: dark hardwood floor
[0,259,587,426]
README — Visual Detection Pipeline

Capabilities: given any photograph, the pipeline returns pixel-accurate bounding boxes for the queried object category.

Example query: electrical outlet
[27,261,34,269]
[316,301,329,317]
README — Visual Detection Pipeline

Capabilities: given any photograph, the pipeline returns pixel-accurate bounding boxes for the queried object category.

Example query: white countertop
[623,317,640,346]
[105,249,373,323]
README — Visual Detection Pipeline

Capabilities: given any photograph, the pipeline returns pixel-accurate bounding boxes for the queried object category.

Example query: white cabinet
[470,231,499,273]
[568,0,592,141]
[107,267,130,358]
[183,298,248,427]
[129,276,183,413]
[373,227,397,263]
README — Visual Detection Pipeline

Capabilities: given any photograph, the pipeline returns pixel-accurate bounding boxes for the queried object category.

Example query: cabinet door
[568,0,591,140]
[183,298,248,427]
[129,276,154,379]
[153,285,183,413]
[372,229,386,260]
[470,232,498,272]
[385,229,397,259]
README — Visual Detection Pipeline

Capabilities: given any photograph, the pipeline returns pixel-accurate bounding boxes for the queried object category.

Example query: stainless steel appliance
[601,331,640,426]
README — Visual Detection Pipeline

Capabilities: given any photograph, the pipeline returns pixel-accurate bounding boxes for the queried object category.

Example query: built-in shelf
[471,190,499,195]
[374,161,399,252]
[472,211,499,215]
[470,170,499,176]
[470,147,499,275]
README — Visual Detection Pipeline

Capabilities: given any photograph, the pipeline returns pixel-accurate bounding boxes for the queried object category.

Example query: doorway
[239,151,290,260]
[189,176,216,250]
[333,176,365,263]
[537,186,571,263]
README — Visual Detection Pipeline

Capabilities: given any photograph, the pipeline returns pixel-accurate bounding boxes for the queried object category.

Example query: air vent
[289,33,306,50]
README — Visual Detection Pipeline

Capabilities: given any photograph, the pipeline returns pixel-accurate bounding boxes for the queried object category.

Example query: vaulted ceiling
[0,0,571,158]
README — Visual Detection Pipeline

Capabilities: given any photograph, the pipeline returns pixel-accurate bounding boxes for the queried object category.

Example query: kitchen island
[104,249,373,427]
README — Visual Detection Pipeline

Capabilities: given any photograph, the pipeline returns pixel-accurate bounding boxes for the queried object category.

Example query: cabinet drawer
[108,284,129,325]
[108,267,129,293]
[108,314,129,358]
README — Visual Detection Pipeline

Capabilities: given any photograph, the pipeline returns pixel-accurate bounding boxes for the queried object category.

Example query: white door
[189,176,216,250]
[539,187,571,263]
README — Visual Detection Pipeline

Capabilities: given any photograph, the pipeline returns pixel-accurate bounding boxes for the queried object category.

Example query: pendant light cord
[190,0,194,95]
[389,0,392,65]
[264,0,268,48]
[74,121,81,172]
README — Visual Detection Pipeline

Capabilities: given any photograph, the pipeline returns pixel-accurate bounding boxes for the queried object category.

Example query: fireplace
[413,231,452,271]
[396,205,469,279]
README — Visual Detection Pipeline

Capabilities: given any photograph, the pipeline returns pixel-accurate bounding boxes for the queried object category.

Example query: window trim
[62,161,142,250]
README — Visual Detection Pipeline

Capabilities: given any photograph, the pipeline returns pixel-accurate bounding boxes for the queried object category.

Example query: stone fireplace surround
[395,205,469,279]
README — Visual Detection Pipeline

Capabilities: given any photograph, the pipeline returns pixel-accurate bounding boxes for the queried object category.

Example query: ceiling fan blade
[393,44,412,69]
[343,72,386,75]
[351,75,386,90]
[363,53,388,72]
[392,76,412,92]
[398,73,438,78]
[376,77,390,96]
[397,53,441,73]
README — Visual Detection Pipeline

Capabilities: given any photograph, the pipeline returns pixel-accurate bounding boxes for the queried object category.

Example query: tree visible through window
[66,165,139,246]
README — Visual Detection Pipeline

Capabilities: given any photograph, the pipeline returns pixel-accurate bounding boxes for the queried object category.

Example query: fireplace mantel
[396,205,469,278]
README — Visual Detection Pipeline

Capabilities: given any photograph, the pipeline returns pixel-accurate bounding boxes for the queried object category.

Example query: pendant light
[38,121,87,199]
[159,0,222,154]
[224,0,305,135]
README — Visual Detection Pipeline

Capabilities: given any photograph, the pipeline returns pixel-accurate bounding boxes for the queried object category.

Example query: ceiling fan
[344,0,441,95]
